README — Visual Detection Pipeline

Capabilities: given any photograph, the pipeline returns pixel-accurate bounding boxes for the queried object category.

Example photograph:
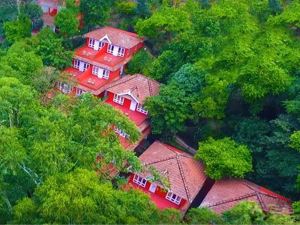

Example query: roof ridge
[143,155,177,166]
[242,180,283,202]
[107,75,137,90]
[256,192,268,212]
[176,154,192,202]
[205,192,257,208]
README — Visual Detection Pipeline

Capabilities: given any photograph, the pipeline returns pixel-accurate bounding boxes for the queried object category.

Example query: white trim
[99,34,111,44]
[136,104,148,115]
[113,94,124,105]
[76,88,86,96]
[58,82,72,94]
[118,47,125,57]
[73,59,80,69]
[92,66,110,79]
[133,174,147,187]
[107,44,114,54]
[118,92,139,104]
[89,38,95,48]
[114,127,129,138]
[166,191,182,205]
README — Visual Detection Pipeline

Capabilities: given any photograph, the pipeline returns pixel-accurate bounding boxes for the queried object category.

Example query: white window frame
[113,94,124,105]
[99,41,105,49]
[58,82,72,94]
[92,65,99,76]
[88,38,95,48]
[166,192,182,205]
[102,69,110,79]
[114,127,129,138]
[107,44,114,54]
[136,104,148,115]
[73,59,80,69]
[92,66,110,79]
[118,47,125,57]
[133,174,147,187]
[76,88,85,96]
[83,62,89,71]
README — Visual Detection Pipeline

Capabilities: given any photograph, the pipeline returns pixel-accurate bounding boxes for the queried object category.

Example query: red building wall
[106,91,132,109]
[108,69,121,81]
[128,174,187,209]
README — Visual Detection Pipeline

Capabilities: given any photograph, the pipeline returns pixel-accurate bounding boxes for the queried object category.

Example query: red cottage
[37,0,63,30]
[128,141,293,214]
[200,179,293,214]
[128,141,208,212]
[58,27,144,97]
[104,74,160,150]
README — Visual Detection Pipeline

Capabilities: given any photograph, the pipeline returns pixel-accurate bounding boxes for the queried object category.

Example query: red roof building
[104,74,160,150]
[57,27,144,97]
[128,141,293,214]
[200,179,293,214]
[128,141,208,212]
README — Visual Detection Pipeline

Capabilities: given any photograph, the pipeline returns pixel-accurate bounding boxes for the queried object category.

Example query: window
[107,44,114,54]
[166,192,182,205]
[99,41,105,49]
[73,59,80,69]
[113,94,124,105]
[92,66,110,79]
[76,88,86,96]
[92,66,98,76]
[136,104,148,115]
[83,62,89,71]
[114,127,129,138]
[89,38,95,48]
[118,47,125,57]
[58,82,72,94]
[102,69,110,79]
[133,174,147,187]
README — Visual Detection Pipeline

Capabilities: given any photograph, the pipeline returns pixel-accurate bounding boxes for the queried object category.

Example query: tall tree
[195,137,253,180]
[54,8,79,38]
[3,14,31,44]
[12,169,176,224]
[80,0,113,30]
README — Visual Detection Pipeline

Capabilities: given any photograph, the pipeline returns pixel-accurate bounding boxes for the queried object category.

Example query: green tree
[12,169,170,224]
[20,2,43,30]
[55,8,79,38]
[135,5,191,51]
[196,137,252,180]
[185,207,223,224]
[4,14,31,44]
[0,127,26,176]
[0,77,36,128]
[0,41,43,84]
[31,67,60,93]
[126,48,153,75]
[290,131,300,152]
[268,0,282,15]
[34,28,73,69]
[222,202,265,225]
[80,0,113,29]
[233,116,300,197]
[136,0,151,18]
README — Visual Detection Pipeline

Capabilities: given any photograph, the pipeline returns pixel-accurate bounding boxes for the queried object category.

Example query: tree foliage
[196,137,253,180]
[4,15,31,44]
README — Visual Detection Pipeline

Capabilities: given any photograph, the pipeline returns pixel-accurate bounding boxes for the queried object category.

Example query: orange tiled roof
[106,74,160,104]
[84,26,143,49]
[138,141,207,203]
[200,179,292,214]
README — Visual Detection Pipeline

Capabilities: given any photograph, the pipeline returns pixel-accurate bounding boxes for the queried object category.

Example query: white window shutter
[94,41,100,50]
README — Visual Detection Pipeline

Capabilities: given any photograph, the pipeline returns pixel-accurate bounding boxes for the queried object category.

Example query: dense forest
[0,0,300,224]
